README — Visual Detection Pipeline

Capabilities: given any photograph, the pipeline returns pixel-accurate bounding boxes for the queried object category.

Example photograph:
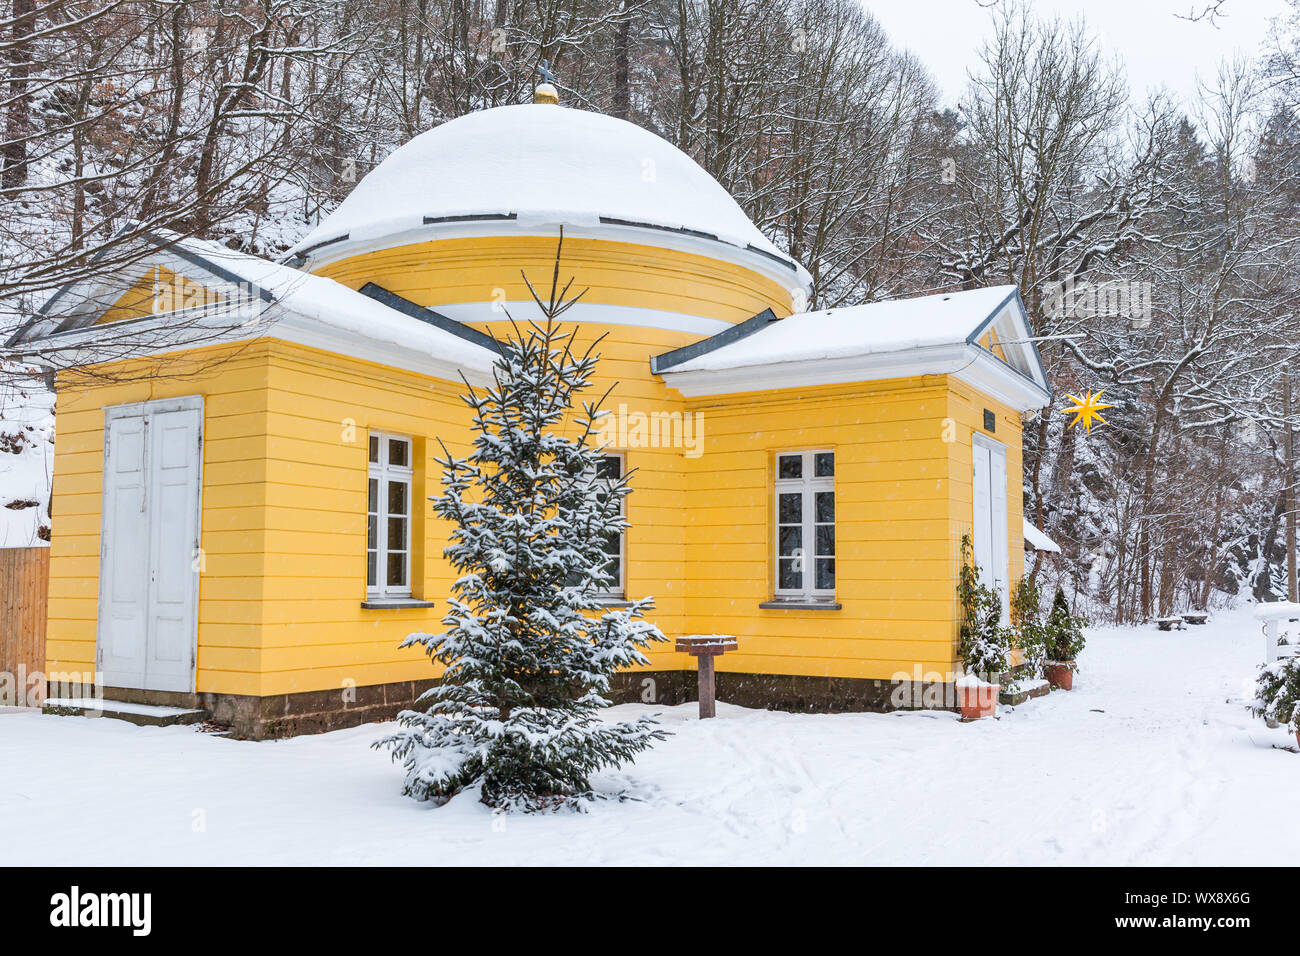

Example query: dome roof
[291,104,804,283]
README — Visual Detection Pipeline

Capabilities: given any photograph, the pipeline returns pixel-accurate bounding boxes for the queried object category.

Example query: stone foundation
[80,681,435,739]
[75,670,958,739]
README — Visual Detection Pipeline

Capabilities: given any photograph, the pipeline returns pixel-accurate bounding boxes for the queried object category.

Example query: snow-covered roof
[1023,518,1060,553]
[664,287,1021,372]
[288,104,807,286]
[654,286,1051,410]
[171,238,498,372]
[8,233,500,382]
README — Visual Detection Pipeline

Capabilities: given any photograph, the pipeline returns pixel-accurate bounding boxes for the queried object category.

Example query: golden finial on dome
[533,60,559,105]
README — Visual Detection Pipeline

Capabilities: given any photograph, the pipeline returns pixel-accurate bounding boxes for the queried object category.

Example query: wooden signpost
[675,635,738,718]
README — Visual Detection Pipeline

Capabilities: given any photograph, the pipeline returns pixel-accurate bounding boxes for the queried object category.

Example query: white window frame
[594,453,626,599]
[774,449,836,602]
[368,432,413,600]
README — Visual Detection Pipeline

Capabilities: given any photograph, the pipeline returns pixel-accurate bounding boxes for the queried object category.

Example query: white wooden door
[972,435,1010,621]
[98,397,203,692]
[98,414,150,687]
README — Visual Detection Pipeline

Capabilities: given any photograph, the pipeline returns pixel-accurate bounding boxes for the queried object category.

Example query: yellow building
[10,95,1050,737]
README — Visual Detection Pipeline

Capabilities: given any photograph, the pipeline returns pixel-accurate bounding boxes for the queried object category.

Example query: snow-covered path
[3,606,1297,865]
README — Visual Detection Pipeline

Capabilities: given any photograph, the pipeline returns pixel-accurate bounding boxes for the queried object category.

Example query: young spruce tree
[376,242,667,809]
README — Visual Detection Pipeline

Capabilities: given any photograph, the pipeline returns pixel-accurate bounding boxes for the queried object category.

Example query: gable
[9,235,274,347]
[654,286,1052,410]
[95,265,233,326]
[7,231,500,385]
[965,291,1050,393]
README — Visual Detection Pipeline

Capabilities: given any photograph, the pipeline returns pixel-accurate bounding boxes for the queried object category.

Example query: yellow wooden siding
[254,340,464,695]
[676,377,965,681]
[977,328,1009,362]
[310,235,795,326]
[249,331,697,695]
[46,341,274,696]
[45,324,1028,699]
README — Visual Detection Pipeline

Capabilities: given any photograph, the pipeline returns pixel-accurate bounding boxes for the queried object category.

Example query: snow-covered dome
[291,104,803,282]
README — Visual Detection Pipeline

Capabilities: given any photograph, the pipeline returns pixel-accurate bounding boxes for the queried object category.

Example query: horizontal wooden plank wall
[47,342,275,696]
[680,377,960,682]
[253,331,697,697]
[0,545,49,681]
[313,234,795,326]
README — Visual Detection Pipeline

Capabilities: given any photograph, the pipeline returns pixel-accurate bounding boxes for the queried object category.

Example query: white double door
[972,434,1010,622]
[97,396,204,692]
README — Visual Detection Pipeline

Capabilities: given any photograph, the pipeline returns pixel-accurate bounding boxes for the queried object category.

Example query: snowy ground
[0,369,54,548]
[3,605,1297,865]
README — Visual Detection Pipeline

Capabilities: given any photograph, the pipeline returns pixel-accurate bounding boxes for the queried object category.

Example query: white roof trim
[654,287,1051,405]
[17,299,496,386]
[297,219,810,300]
[969,294,1050,393]
[659,341,1051,411]
[434,299,731,337]
[15,243,270,344]
[10,233,500,382]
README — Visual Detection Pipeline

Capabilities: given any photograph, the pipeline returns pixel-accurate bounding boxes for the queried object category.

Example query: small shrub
[1044,588,1087,663]
[957,534,1013,682]
[1256,656,1300,733]
[1011,576,1049,677]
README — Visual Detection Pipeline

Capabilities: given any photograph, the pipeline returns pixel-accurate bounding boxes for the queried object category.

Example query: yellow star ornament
[1062,388,1113,433]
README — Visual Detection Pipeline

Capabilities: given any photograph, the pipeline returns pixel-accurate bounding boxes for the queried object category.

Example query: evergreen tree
[1044,588,1086,663]
[376,244,667,810]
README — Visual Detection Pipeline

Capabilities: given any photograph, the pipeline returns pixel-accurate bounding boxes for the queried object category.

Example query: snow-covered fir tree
[376,246,667,810]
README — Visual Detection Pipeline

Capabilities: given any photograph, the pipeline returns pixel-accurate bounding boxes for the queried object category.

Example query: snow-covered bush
[1256,656,1300,732]
[1011,576,1049,677]
[1044,588,1087,664]
[957,534,1013,681]
[375,246,668,810]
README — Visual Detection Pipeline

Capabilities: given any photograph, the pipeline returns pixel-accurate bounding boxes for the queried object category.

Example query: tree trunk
[3,0,36,190]
[613,7,630,119]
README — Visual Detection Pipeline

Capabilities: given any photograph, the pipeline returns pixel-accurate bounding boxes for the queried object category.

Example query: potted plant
[1010,576,1049,694]
[1043,588,1086,690]
[1256,655,1300,748]
[956,535,1012,718]
[955,673,1000,718]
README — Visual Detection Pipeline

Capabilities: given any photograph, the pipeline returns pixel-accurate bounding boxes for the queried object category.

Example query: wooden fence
[1,546,49,687]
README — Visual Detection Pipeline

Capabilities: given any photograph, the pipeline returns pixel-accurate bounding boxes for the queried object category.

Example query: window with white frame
[774,450,835,600]
[368,433,412,599]
[564,454,625,597]
[594,454,625,598]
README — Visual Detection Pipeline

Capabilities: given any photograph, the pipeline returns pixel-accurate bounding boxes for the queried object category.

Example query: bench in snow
[1155,617,1185,631]
[1182,612,1209,625]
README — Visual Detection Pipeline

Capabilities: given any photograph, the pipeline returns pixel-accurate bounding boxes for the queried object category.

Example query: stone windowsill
[759,599,842,611]
[361,598,437,610]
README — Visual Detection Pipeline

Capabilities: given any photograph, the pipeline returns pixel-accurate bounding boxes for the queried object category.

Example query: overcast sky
[865,0,1291,109]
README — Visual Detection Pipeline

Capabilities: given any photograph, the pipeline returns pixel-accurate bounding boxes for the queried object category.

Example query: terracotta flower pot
[957,682,999,719]
[1044,662,1075,691]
